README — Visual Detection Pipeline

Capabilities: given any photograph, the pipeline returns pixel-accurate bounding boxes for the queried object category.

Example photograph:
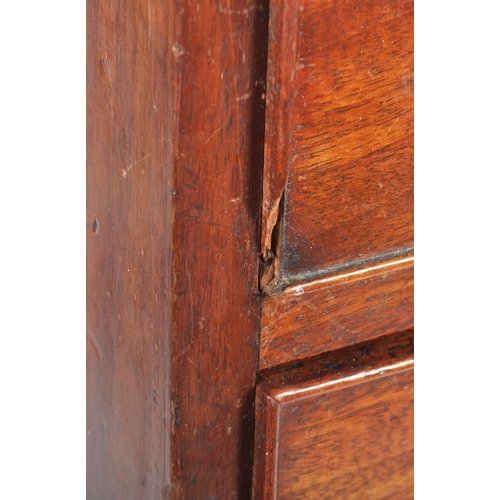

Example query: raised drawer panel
[261,0,414,283]
[260,256,413,369]
[253,331,414,499]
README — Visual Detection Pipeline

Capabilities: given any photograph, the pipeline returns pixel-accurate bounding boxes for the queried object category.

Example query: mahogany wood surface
[253,331,414,499]
[261,0,414,284]
[253,384,281,500]
[88,0,414,497]
[260,0,299,262]
[260,256,413,369]
[87,1,267,498]
[168,1,267,498]
[87,1,171,497]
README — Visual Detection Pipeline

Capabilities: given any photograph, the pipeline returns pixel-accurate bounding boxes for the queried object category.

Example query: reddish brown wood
[87,0,267,498]
[88,0,414,496]
[168,1,267,498]
[253,331,414,499]
[262,0,414,284]
[86,0,172,497]
[260,256,413,369]
[252,385,281,499]
[260,0,299,261]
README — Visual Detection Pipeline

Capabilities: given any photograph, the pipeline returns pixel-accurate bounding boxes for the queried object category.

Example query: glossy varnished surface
[261,0,414,283]
[169,1,267,498]
[253,331,414,499]
[260,256,413,369]
[87,0,267,498]
[88,0,414,496]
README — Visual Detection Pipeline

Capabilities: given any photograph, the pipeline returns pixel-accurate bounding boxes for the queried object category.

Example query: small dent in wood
[172,43,185,59]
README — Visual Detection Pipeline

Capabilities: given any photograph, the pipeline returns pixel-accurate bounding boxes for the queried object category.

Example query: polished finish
[87,0,267,498]
[253,331,414,499]
[261,0,414,284]
[168,1,267,498]
[260,256,413,369]
[88,0,413,497]
[87,0,171,497]
[260,0,299,263]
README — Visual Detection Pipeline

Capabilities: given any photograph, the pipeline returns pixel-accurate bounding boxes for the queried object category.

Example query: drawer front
[261,0,414,283]
[260,257,413,369]
[253,331,414,499]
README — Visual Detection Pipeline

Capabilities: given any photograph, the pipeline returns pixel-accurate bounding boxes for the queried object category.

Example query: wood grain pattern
[252,385,281,499]
[87,0,172,497]
[253,331,414,499]
[88,0,414,496]
[260,256,413,369]
[168,1,267,498]
[262,0,414,284]
[260,0,298,261]
[87,0,267,498]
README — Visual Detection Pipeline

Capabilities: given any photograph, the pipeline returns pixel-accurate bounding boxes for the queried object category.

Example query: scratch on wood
[237,92,252,101]
[218,4,256,16]
[204,127,222,144]
[87,330,103,359]
[122,139,159,177]
[302,299,318,312]
[388,116,400,132]
[174,338,195,362]
[101,58,112,82]
[173,260,197,363]
[327,298,354,334]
